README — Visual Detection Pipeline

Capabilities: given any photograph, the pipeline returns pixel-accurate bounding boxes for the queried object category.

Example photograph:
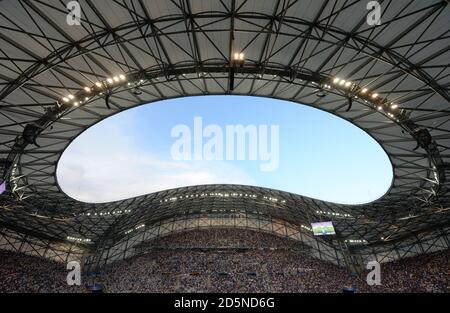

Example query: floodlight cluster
[233,52,245,61]
[316,210,353,218]
[10,163,19,192]
[125,224,145,235]
[262,196,284,203]
[77,209,132,218]
[159,192,287,204]
[332,77,401,121]
[60,74,127,107]
[345,239,368,244]
[301,224,312,231]
[67,236,91,243]
[55,71,402,127]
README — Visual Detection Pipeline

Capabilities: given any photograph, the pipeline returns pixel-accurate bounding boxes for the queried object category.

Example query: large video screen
[311,221,336,236]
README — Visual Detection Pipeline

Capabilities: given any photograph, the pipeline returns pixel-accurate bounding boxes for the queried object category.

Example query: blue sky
[57,95,393,204]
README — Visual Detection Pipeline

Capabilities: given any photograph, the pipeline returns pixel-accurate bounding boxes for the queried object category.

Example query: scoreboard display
[311,221,336,236]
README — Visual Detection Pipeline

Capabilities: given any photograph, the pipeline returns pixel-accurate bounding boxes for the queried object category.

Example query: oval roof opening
[57,95,393,204]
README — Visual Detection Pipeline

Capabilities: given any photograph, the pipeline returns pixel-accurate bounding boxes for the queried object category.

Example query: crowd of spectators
[358,249,450,293]
[0,249,85,293]
[0,228,448,293]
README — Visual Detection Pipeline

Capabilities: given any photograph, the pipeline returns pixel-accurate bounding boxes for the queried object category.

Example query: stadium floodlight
[84,87,91,93]
[333,77,340,84]
[361,88,368,94]
[68,94,74,100]
[119,74,126,81]
[113,76,120,82]
[233,52,244,61]
[107,78,114,84]
[62,97,69,103]
[372,93,379,99]
[232,52,245,66]
[391,103,398,109]
[95,82,103,88]
[230,52,244,90]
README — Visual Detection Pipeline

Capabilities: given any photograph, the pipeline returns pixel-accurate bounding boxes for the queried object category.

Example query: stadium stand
[0,1,449,295]
[1,229,448,293]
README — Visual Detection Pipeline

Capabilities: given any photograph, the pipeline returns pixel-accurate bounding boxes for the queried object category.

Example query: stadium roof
[0,0,449,270]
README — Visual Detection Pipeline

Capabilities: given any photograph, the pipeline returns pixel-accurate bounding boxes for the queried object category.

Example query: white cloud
[57,119,255,203]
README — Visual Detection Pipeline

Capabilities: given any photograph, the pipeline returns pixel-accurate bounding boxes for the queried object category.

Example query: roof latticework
[0,0,449,268]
